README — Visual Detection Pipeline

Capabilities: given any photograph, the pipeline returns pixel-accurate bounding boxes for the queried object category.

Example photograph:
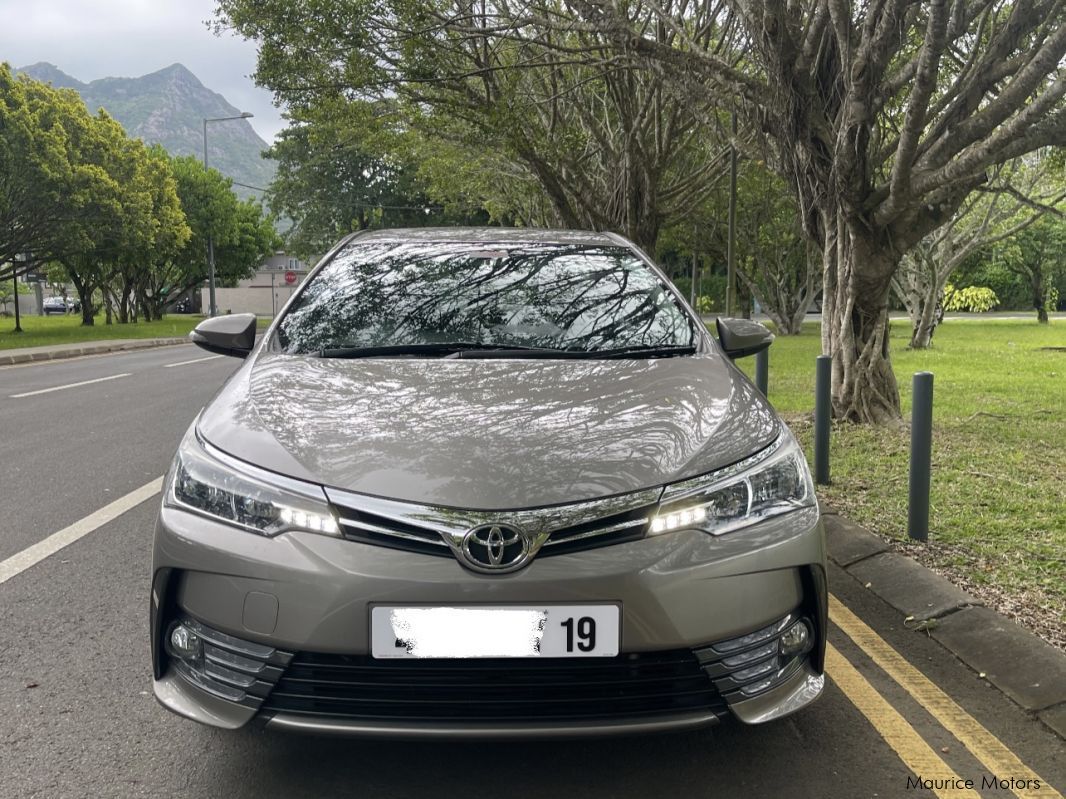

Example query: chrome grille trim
[540,517,649,547]
[335,516,449,547]
[325,486,661,564]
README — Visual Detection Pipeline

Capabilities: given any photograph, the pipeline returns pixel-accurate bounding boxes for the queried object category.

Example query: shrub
[942,283,998,313]
[695,295,715,314]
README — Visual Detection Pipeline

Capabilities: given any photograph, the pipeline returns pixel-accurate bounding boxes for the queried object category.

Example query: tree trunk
[1032,270,1049,324]
[911,300,938,349]
[70,276,95,327]
[822,217,902,425]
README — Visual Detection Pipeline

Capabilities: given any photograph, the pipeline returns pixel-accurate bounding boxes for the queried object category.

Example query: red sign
[284,271,297,285]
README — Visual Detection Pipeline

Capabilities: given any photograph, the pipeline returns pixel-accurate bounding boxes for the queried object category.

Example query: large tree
[59,125,190,325]
[265,100,477,258]
[0,65,115,284]
[569,0,1064,422]
[216,0,730,254]
[165,154,280,309]
[998,213,1066,323]
[892,156,1064,347]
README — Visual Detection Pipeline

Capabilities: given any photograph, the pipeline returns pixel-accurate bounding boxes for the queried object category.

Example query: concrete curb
[0,337,188,366]
[824,513,1066,740]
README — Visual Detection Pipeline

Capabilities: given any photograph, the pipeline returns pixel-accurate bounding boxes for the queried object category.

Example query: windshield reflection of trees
[277,244,693,354]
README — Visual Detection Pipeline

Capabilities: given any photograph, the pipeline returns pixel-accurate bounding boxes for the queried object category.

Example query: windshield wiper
[315,342,697,360]
[450,344,697,359]
[595,344,697,359]
[315,342,542,359]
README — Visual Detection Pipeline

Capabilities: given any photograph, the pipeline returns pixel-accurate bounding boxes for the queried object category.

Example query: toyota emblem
[461,524,527,571]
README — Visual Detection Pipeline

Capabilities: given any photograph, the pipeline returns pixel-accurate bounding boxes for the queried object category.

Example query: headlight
[164,425,339,537]
[651,433,815,536]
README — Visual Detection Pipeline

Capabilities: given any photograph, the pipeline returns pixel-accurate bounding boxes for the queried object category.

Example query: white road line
[0,476,163,585]
[9,373,132,398]
[163,354,223,368]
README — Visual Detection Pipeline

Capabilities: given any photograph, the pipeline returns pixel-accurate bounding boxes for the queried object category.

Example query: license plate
[370,605,620,659]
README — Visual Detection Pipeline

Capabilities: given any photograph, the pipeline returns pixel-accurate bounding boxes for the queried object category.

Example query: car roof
[351,227,628,248]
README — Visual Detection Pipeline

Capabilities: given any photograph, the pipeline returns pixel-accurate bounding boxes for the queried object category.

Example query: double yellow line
[827,595,1060,798]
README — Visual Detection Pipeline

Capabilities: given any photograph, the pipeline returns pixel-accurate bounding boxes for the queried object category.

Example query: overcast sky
[0,0,285,143]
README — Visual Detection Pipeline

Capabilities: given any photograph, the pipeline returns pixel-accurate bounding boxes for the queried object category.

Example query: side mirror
[189,313,257,358]
[715,317,774,359]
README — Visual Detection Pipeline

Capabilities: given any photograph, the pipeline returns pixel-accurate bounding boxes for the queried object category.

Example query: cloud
[0,0,286,142]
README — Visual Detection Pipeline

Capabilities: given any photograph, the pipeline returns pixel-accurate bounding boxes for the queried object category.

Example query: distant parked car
[43,297,71,315]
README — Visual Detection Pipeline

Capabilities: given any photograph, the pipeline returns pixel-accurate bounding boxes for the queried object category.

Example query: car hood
[198,351,779,509]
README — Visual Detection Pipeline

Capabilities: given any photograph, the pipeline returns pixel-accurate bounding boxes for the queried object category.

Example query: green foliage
[167,153,279,299]
[216,0,724,253]
[0,63,118,274]
[942,284,999,313]
[0,279,30,314]
[996,215,1066,322]
[953,259,1031,309]
[1,66,278,326]
[695,296,715,315]
[263,100,482,258]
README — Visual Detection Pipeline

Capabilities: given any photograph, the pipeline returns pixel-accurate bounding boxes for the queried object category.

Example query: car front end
[151,228,827,738]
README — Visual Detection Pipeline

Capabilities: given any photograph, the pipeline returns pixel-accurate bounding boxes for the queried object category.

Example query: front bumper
[151,503,827,737]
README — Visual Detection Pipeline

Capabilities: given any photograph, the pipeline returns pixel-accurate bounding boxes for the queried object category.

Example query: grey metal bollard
[755,349,768,396]
[814,355,831,485]
[908,372,934,541]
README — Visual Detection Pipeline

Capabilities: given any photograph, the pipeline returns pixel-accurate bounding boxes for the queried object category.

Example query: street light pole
[202,112,253,317]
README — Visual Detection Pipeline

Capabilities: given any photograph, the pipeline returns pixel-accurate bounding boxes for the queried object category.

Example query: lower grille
[167,617,292,709]
[261,650,726,723]
[694,612,814,699]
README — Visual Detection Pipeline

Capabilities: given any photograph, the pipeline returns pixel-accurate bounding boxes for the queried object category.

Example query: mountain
[18,62,275,199]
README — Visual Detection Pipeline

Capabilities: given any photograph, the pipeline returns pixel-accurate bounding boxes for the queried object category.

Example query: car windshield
[274,241,696,356]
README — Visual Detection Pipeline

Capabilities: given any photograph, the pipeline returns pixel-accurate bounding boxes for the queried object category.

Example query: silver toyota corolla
[151,228,826,738]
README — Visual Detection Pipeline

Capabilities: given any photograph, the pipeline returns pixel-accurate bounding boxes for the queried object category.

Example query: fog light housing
[780,620,811,656]
[166,623,202,661]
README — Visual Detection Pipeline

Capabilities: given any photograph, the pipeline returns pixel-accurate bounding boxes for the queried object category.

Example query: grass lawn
[0,313,273,350]
[736,318,1065,647]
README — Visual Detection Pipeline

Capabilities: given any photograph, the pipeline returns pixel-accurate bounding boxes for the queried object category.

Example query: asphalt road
[0,345,1062,799]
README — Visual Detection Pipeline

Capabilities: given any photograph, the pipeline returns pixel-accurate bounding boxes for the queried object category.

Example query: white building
[201,254,310,317]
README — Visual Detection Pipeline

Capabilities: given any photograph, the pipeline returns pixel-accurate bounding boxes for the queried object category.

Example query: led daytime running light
[279,506,338,534]
[650,504,708,533]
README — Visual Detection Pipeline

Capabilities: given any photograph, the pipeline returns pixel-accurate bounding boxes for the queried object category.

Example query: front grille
[260,650,726,723]
[330,497,653,561]
[334,506,451,558]
[539,506,650,556]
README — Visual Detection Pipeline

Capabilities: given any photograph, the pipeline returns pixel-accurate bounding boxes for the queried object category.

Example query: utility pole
[726,109,738,318]
[12,270,22,332]
[202,112,254,317]
[690,224,698,309]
